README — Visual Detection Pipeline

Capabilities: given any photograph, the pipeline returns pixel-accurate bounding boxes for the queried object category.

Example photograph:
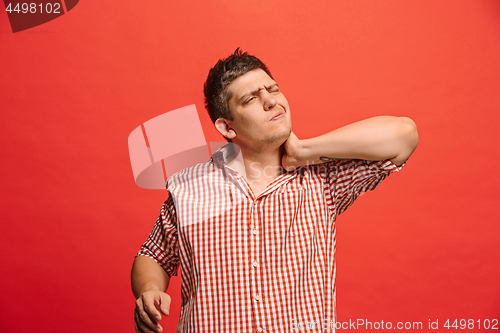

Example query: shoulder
[166,159,218,192]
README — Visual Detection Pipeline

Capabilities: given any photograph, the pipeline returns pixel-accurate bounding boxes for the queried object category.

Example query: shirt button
[252,261,258,268]
[252,229,257,235]
[255,294,260,301]
[235,174,241,179]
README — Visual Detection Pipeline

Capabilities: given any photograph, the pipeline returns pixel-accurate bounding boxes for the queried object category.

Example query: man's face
[224,68,292,150]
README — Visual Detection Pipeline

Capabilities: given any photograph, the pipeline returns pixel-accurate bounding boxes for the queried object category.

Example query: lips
[270,112,284,121]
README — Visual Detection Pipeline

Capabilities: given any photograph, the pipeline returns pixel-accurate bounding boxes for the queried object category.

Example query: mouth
[270,111,284,121]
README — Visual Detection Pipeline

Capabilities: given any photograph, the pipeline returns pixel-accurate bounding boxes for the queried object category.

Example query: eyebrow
[237,83,279,104]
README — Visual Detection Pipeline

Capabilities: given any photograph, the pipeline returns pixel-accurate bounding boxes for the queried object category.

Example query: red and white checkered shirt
[137,144,403,333]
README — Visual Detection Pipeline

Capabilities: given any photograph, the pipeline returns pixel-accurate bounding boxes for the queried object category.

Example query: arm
[132,255,171,333]
[282,116,419,170]
[132,197,179,333]
[132,255,170,299]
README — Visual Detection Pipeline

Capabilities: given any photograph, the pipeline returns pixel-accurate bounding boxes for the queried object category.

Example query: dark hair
[203,48,273,139]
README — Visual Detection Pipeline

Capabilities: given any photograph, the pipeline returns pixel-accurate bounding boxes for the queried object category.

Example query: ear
[215,118,237,140]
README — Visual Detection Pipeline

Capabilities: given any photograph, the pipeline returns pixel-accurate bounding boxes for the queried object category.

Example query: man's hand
[131,256,172,333]
[134,290,171,333]
[281,131,303,171]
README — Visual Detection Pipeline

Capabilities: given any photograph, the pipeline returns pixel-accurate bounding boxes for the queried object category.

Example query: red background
[1,1,499,332]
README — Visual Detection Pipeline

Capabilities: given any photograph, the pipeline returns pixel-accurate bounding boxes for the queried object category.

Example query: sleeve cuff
[375,159,405,173]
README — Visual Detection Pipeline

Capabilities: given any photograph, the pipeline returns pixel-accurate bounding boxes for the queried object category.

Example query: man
[131,49,418,333]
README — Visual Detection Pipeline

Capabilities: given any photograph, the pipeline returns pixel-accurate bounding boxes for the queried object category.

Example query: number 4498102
[444,319,498,330]
[5,3,62,14]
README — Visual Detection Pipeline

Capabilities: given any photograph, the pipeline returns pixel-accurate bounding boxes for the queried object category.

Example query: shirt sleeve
[136,195,180,277]
[324,159,404,219]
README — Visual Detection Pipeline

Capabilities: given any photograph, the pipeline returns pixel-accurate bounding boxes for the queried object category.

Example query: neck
[226,141,285,195]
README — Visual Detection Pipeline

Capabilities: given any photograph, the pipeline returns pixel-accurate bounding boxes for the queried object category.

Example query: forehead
[227,68,276,97]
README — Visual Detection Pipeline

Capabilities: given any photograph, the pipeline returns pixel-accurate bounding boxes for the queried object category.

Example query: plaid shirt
[137,144,403,333]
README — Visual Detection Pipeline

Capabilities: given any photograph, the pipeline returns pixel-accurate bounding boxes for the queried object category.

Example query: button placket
[249,199,266,332]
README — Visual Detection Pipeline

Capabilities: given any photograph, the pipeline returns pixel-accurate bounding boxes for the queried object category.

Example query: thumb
[281,154,296,172]
[159,293,172,316]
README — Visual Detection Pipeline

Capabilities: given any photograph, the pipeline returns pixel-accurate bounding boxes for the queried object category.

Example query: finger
[135,298,161,332]
[159,293,172,316]
[142,294,163,322]
[134,318,152,333]
[136,308,163,333]
[281,158,296,172]
[134,309,154,333]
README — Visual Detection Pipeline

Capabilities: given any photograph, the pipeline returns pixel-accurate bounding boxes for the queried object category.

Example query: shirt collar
[211,143,238,170]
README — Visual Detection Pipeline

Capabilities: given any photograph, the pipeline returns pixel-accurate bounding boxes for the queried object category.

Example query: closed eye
[244,96,255,104]
[267,85,280,94]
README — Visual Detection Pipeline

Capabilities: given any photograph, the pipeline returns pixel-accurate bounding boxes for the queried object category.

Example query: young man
[131,49,418,333]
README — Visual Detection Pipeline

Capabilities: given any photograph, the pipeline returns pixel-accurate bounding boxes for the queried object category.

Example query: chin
[266,127,291,146]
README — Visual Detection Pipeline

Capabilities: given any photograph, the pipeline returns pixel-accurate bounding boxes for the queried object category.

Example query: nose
[262,91,277,111]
